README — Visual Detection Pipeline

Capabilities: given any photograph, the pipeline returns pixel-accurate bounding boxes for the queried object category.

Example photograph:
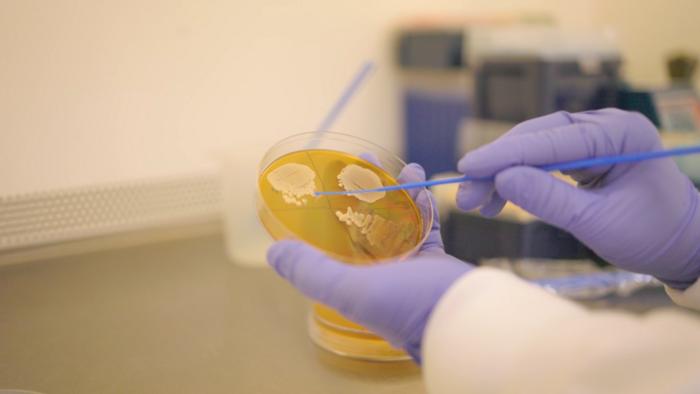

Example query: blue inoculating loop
[532,271,660,300]
[305,61,375,150]
[314,143,700,196]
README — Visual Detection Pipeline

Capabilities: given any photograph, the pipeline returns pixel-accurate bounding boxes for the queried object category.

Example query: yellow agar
[258,149,423,263]
[257,149,425,360]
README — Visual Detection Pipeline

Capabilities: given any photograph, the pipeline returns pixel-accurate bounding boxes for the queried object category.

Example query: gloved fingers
[494,166,600,232]
[417,188,440,227]
[359,152,382,168]
[360,156,427,201]
[456,111,575,176]
[361,155,428,203]
[456,180,506,217]
[562,167,607,186]
[267,240,354,308]
[479,192,507,217]
[398,163,444,253]
[416,189,445,253]
[398,162,426,183]
[458,121,622,179]
[456,180,494,211]
[501,110,575,138]
[398,162,426,201]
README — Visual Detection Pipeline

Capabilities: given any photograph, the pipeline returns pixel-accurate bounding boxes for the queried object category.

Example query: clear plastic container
[257,132,434,361]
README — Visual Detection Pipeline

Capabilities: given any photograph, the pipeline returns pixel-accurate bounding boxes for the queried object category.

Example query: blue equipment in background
[404,90,469,178]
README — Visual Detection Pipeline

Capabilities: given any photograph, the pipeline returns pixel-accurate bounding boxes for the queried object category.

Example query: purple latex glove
[457,108,700,289]
[267,163,473,363]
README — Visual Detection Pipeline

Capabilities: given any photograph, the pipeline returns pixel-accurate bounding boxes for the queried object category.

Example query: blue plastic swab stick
[316,61,374,130]
[305,61,374,150]
[315,143,700,196]
[316,61,374,132]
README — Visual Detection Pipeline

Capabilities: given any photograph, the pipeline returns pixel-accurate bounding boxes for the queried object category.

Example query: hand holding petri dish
[257,132,434,361]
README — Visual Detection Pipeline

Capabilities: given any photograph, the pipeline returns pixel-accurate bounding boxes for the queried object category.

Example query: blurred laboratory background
[3,0,700,261]
[2,1,700,393]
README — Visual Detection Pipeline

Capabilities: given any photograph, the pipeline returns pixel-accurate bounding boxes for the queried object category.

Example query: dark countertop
[1,232,686,394]
[0,235,423,394]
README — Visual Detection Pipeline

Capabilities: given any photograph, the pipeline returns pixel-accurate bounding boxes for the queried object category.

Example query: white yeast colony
[334,164,392,247]
[336,164,386,203]
[268,161,394,247]
[266,163,316,206]
[335,206,394,247]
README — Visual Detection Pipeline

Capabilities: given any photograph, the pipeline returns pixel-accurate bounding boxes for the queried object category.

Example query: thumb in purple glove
[457,109,700,289]
[267,162,472,362]
[267,240,470,362]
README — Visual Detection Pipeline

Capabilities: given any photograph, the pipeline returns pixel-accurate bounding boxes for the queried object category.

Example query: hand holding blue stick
[315,143,700,196]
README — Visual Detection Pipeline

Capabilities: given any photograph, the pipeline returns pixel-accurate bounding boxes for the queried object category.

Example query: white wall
[5,0,697,197]
[0,0,597,196]
[2,0,697,258]
[594,0,700,87]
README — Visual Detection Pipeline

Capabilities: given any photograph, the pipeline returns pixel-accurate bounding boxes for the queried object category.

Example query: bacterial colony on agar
[258,148,425,360]
[258,149,424,264]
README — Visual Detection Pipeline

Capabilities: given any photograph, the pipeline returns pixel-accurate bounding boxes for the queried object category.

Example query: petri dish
[256,132,434,361]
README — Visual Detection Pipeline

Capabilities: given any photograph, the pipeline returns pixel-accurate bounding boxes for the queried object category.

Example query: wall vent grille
[0,173,221,252]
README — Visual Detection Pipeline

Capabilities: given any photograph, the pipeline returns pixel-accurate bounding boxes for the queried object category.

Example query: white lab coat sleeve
[666,279,700,310]
[422,268,700,394]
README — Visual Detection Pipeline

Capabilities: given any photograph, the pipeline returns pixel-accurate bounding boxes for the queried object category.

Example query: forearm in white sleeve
[666,279,700,310]
[423,268,700,394]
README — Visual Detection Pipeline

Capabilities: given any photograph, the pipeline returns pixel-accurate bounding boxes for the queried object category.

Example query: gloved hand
[267,163,473,363]
[457,108,700,289]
